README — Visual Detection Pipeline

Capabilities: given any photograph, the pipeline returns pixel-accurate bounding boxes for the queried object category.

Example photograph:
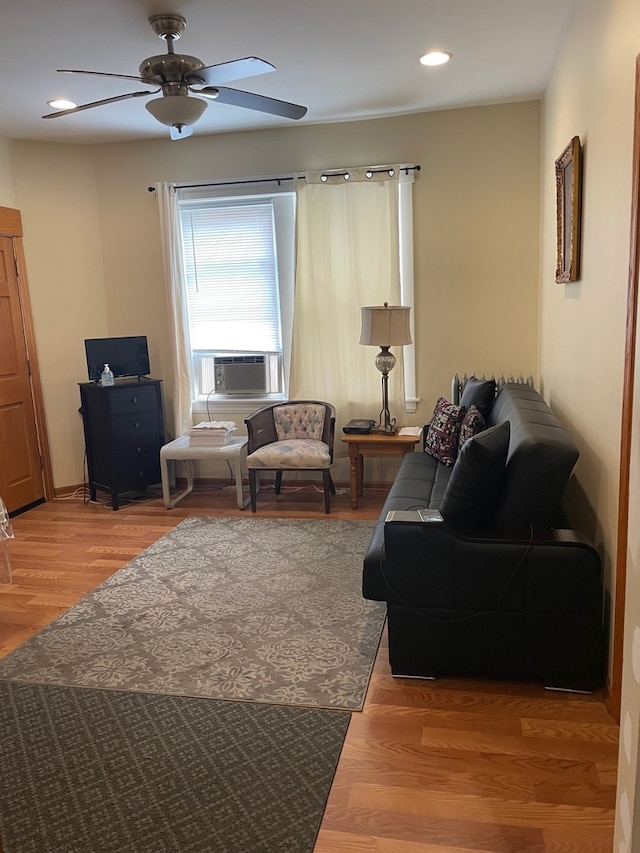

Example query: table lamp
[359,302,412,434]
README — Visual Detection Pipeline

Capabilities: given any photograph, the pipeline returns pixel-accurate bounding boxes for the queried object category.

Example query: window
[162,167,416,430]
[177,187,295,406]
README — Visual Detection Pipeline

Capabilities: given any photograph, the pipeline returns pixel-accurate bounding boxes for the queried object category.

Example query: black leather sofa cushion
[488,384,579,532]
[440,420,510,530]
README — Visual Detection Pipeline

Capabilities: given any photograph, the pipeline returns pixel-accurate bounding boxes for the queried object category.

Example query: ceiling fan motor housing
[139,55,206,85]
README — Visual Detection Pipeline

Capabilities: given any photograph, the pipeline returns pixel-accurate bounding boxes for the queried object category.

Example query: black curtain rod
[148,176,295,192]
[147,165,420,192]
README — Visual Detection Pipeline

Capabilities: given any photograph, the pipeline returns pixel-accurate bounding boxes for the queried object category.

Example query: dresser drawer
[112,410,162,441]
[115,441,161,469]
[114,457,162,487]
[109,385,159,415]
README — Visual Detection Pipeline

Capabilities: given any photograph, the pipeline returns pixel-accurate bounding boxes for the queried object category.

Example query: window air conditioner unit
[213,355,268,394]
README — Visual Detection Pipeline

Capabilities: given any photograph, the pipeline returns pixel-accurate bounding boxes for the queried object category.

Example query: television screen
[84,336,151,382]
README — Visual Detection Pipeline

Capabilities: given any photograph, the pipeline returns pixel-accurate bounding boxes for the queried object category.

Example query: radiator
[451,373,535,405]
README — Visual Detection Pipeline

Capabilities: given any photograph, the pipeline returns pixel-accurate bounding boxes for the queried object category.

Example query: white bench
[160,435,249,509]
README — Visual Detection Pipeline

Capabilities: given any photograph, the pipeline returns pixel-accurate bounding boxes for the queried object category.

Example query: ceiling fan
[42,13,307,140]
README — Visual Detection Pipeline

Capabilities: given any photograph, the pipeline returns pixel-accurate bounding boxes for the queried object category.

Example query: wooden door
[0,225,47,513]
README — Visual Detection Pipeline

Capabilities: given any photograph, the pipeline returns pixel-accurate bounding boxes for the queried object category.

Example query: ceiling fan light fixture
[145,94,207,128]
[419,50,452,67]
[47,98,77,110]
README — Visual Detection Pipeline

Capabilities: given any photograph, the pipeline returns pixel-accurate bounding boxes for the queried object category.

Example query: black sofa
[362,380,604,692]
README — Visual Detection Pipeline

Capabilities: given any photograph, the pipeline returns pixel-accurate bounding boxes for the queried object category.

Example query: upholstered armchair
[244,401,336,513]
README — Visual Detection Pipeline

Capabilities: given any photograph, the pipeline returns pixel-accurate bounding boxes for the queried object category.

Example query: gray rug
[0,516,384,710]
[0,680,350,853]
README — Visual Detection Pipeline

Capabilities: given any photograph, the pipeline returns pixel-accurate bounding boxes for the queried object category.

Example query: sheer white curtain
[156,182,192,438]
[291,168,405,433]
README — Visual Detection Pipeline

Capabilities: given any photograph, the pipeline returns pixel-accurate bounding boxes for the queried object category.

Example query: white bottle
[100,364,115,387]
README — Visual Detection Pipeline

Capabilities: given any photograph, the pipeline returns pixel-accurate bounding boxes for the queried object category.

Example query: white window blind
[179,199,282,354]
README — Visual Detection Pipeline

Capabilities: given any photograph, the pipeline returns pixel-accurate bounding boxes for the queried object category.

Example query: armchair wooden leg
[322,470,333,514]
[275,470,283,494]
[248,470,258,512]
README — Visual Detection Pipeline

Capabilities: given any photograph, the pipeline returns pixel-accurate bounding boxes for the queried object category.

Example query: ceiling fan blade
[198,86,307,120]
[58,69,158,85]
[42,90,157,119]
[169,124,194,140]
[187,57,275,87]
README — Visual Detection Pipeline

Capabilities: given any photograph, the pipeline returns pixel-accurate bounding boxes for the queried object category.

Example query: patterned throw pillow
[458,404,486,452]
[424,397,466,466]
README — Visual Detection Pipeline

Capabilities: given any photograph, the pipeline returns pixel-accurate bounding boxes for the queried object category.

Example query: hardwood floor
[0,482,618,852]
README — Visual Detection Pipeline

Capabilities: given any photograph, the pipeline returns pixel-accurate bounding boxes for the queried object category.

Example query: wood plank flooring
[0,481,618,852]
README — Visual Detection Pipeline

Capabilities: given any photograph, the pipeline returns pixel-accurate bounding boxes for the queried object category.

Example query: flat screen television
[84,336,151,382]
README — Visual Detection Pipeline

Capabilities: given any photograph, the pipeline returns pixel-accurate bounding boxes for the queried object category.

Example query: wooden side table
[341,432,422,509]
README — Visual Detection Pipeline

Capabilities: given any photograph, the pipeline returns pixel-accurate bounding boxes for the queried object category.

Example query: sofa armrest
[382,520,604,691]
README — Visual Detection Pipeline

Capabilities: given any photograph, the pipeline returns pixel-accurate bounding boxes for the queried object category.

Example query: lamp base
[371,423,398,436]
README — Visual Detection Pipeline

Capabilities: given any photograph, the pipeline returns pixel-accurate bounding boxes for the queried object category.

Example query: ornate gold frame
[555,136,582,283]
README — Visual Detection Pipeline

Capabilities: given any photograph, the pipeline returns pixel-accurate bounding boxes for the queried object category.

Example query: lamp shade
[359,304,412,347]
[145,95,207,128]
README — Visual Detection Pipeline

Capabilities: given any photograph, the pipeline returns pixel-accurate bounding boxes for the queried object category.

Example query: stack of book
[189,421,237,446]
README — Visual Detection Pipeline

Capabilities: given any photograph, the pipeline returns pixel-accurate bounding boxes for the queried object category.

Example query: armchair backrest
[246,400,336,458]
[274,403,326,441]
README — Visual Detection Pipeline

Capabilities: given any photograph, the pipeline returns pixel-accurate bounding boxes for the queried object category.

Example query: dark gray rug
[0,516,384,710]
[0,680,350,853]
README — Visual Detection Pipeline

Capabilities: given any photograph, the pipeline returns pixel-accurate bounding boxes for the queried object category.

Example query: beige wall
[94,102,541,482]
[541,0,635,564]
[539,0,640,849]
[0,137,17,208]
[541,0,634,670]
[8,102,541,489]
[10,143,107,488]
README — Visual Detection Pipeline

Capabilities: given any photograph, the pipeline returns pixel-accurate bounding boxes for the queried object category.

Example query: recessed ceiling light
[420,51,452,67]
[47,98,77,110]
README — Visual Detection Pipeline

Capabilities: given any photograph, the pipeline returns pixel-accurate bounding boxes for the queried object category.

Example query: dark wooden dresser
[79,379,165,510]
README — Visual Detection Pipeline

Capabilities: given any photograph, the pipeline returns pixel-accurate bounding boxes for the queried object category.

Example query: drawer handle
[131,397,138,404]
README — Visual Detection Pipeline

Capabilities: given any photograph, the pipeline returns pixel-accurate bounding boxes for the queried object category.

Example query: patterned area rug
[0,516,384,710]
[0,681,350,853]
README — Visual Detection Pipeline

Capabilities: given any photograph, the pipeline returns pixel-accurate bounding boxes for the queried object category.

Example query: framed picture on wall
[555,136,582,283]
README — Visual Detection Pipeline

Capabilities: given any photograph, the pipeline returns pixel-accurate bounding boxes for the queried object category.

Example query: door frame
[0,205,54,505]
[611,55,640,723]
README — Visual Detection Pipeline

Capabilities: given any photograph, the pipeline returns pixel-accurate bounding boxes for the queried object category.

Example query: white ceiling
[2,0,581,145]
